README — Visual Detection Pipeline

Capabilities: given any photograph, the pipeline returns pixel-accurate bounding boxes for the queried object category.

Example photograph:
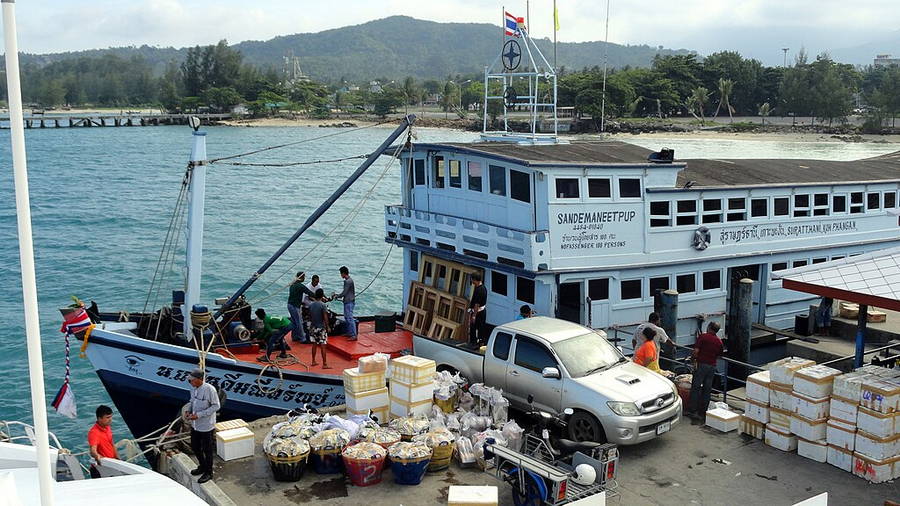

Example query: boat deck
[218,321,413,375]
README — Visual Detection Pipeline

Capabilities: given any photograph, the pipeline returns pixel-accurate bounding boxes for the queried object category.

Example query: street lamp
[781,48,789,68]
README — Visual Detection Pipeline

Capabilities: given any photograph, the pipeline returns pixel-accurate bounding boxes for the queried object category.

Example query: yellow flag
[554,5,560,31]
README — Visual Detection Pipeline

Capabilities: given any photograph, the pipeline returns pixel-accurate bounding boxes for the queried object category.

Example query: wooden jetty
[0,113,232,129]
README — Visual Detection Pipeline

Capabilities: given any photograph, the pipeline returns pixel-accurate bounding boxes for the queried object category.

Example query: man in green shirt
[255,308,292,363]
[288,271,314,343]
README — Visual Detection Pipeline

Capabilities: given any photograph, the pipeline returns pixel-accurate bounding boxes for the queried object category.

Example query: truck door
[484,330,513,392]
[506,335,563,414]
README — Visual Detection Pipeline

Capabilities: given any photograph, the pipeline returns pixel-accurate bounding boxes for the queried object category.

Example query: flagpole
[553,0,557,70]
[600,0,610,133]
[2,0,56,504]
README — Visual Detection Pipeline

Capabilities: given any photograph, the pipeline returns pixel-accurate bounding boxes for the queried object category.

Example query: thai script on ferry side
[559,230,626,250]
[557,210,636,225]
[718,220,858,245]
[155,366,341,407]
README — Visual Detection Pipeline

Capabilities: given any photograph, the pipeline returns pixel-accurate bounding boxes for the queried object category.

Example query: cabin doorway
[727,264,765,323]
[558,282,583,324]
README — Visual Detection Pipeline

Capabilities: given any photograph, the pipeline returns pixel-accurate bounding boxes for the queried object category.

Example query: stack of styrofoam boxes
[791,364,841,463]
[764,357,814,452]
[389,355,437,419]
[826,371,866,473]
[343,358,389,424]
[852,370,900,483]
[740,370,769,440]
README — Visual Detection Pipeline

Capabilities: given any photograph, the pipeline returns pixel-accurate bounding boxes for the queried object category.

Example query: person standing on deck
[468,273,487,347]
[87,405,119,478]
[308,289,332,369]
[333,266,357,341]
[688,321,724,425]
[633,312,672,366]
[288,272,314,343]
[187,368,219,484]
[304,274,325,307]
[254,308,292,363]
[816,297,834,336]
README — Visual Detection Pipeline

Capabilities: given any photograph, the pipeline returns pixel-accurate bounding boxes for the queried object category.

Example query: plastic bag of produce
[501,420,525,452]
[264,436,310,458]
[458,392,474,412]
[489,389,509,425]
[342,441,387,460]
[454,435,476,465]
[308,428,351,450]
[363,427,401,447]
[358,352,390,374]
[389,416,431,438]
[446,412,461,432]
[387,441,432,460]
[413,427,455,447]
[472,429,508,460]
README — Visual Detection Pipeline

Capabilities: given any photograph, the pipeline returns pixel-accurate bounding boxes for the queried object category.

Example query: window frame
[676,273,696,294]
[676,199,698,226]
[490,270,508,296]
[702,198,723,224]
[413,159,426,186]
[850,192,864,214]
[588,278,609,300]
[516,276,535,304]
[702,270,721,291]
[649,200,672,228]
[774,196,790,217]
[510,169,531,203]
[432,155,445,189]
[493,332,513,360]
[832,194,847,214]
[513,336,559,373]
[448,159,462,188]
[620,279,643,300]
[555,177,580,199]
[587,178,612,199]
[489,164,507,196]
[618,178,642,199]
[793,194,810,217]
[727,197,747,222]
[750,197,768,219]
[467,160,483,192]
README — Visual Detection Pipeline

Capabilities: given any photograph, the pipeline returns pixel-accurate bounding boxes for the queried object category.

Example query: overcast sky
[4,0,899,65]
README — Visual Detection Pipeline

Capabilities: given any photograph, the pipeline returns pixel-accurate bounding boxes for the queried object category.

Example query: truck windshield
[551,332,623,378]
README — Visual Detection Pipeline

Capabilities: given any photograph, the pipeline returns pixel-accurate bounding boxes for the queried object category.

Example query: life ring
[692,226,711,251]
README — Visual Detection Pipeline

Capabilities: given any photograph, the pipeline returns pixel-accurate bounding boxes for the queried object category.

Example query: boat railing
[385,205,548,271]
[0,420,65,450]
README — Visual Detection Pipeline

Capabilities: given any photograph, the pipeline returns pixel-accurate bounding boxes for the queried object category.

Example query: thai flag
[60,307,91,335]
[52,381,77,419]
[505,11,524,37]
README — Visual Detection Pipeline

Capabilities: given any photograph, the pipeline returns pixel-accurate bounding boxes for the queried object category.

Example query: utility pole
[600,0,611,133]
[782,47,789,67]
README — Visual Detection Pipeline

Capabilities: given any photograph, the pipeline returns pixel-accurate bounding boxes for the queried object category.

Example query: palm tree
[686,86,710,123]
[758,102,772,125]
[713,78,734,123]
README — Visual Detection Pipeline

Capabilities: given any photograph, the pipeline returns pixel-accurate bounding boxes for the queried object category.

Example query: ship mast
[184,119,207,339]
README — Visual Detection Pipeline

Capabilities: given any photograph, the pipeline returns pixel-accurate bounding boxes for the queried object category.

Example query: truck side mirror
[541,367,561,379]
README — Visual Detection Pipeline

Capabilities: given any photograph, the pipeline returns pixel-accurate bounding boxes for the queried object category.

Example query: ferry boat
[70,22,900,447]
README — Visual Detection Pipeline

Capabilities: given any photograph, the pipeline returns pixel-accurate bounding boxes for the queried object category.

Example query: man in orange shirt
[88,405,119,478]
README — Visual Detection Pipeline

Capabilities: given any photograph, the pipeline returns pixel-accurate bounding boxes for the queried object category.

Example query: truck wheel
[568,411,605,443]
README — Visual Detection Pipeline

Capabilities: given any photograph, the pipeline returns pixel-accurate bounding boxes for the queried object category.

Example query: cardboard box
[348,405,389,425]
[838,301,858,319]
[769,357,815,386]
[739,415,765,439]
[826,444,853,472]
[390,355,436,385]
[793,365,841,398]
[447,485,499,506]
[389,397,432,419]
[790,414,828,441]
[343,368,386,394]
[215,426,255,461]
[833,372,871,401]
[859,377,899,414]
[828,395,858,425]
[791,392,830,420]
[346,386,389,413]
[765,424,798,452]
[746,370,771,403]
[389,379,434,404]
[852,452,899,483]
[826,418,856,451]
[769,383,793,411]
[797,438,828,463]
[856,406,897,438]
[705,408,739,433]
[854,430,900,461]
[745,399,769,424]
[769,406,792,430]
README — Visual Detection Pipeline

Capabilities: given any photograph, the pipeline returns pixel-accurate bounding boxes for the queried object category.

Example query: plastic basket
[390,455,431,485]
[311,447,345,474]
[343,454,387,487]
[265,452,309,482]
[427,441,455,472]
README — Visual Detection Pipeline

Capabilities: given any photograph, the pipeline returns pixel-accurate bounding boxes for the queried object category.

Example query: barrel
[310,447,344,474]
[389,455,431,485]
[266,452,309,482]
[343,454,386,487]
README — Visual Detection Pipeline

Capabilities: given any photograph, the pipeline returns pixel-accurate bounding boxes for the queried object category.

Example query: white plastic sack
[322,413,361,440]
[501,420,525,452]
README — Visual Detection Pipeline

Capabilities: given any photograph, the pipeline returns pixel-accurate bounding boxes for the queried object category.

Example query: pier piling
[659,289,678,369]
[727,278,753,381]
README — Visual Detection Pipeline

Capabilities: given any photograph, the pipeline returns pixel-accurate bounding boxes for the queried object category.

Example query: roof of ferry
[412,141,900,187]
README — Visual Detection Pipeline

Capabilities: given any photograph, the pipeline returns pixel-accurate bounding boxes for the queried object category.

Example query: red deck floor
[219,321,412,376]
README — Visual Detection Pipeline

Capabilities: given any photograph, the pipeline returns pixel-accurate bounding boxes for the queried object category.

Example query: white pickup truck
[414,316,681,445]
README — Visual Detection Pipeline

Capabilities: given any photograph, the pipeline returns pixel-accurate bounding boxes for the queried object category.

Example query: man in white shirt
[632,312,672,364]
[303,274,324,307]
[187,368,220,483]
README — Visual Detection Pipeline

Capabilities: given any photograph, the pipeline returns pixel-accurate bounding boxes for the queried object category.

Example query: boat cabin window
[650,201,671,227]
[491,270,508,296]
[409,250,419,272]
[751,198,768,218]
[814,193,829,216]
[867,192,881,210]
[649,276,669,294]
[702,198,723,223]
[588,178,611,198]
[493,332,513,360]
[621,279,642,300]
[812,257,828,264]
[489,165,507,196]
[850,192,864,214]
[618,178,641,198]
[516,276,535,304]
[774,197,789,216]
[702,270,721,291]
[449,160,462,188]
[793,194,810,217]
[433,156,445,188]
[886,191,897,208]
[414,159,426,186]
[588,279,609,300]
[435,264,448,290]
[772,262,788,272]
[467,161,482,191]
[556,178,580,198]
[514,336,558,373]
[793,260,808,268]
[510,169,531,203]
[833,195,847,213]
[727,198,746,222]
[676,274,696,294]
[676,200,698,225]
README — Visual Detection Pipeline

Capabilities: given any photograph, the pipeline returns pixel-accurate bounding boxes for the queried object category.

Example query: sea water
[0,125,897,454]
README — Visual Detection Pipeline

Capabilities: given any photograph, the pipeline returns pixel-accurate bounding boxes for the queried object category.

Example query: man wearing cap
[187,368,219,483]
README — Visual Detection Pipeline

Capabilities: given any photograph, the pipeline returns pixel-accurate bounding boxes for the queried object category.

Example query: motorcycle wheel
[508,468,546,506]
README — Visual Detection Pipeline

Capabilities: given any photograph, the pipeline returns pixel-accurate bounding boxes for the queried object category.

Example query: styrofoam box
[790,414,828,441]
[390,355,436,385]
[856,364,900,379]
[855,431,899,461]
[852,452,899,483]
[706,408,739,432]
[826,418,856,451]
[215,426,255,461]
[448,485,499,506]
[797,438,828,463]
[791,392,830,420]
[769,407,792,430]
[827,444,854,472]
[739,415,766,439]
[857,406,897,438]
[746,370,771,403]
[860,377,899,414]
[343,368,386,394]
[745,399,769,424]
[346,387,389,413]
[828,395,858,424]
[765,424,798,452]
[348,405,389,425]
[214,419,248,432]
[389,379,434,404]
[793,365,841,398]
[769,357,815,386]
[390,397,432,419]
[833,372,871,402]
[769,383,793,411]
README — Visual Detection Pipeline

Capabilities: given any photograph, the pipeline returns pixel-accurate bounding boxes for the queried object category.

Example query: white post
[183,130,207,338]
[600,0,611,133]
[2,1,55,503]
